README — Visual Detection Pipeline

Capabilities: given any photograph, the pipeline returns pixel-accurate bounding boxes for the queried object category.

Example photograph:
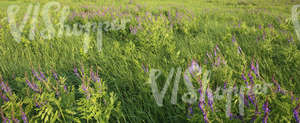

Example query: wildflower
[241,72,248,86]
[32,69,42,81]
[0,81,11,94]
[271,75,285,94]
[294,104,300,123]
[90,71,96,82]
[198,88,209,123]
[64,85,68,92]
[74,67,80,77]
[214,48,217,57]
[206,86,214,112]
[52,70,58,81]
[81,84,90,99]
[262,99,270,123]
[25,79,40,93]
[223,82,227,89]
[187,104,193,119]
[39,71,48,82]
[248,72,254,84]
[189,60,201,77]
[232,35,236,43]
[258,25,262,30]
[0,90,9,102]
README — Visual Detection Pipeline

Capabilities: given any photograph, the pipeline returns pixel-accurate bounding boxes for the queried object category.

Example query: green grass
[0,0,300,122]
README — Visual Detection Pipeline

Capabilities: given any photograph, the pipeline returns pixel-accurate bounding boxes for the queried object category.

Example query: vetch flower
[241,72,248,86]
[25,79,40,93]
[74,67,80,78]
[189,60,201,77]
[32,69,42,81]
[52,70,58,81]
[248,72,254,85]
[206,86,214,112]
[294,104,300,123]
[262,99,270,123]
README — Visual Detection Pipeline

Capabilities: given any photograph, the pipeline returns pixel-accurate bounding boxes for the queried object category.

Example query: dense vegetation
[0,0,299,122]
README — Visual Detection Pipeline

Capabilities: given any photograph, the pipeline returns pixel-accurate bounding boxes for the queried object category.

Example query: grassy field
[0,0,300,122]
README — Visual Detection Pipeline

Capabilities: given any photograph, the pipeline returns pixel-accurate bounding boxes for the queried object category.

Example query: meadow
[0,0,300,122]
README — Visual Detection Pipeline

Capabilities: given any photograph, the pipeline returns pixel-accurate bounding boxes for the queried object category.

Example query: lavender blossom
[39,71,47,82]
[214,48,217,57]
[248,72,254,84]
[224,82,227,89]
[206,86,214,112]
[189,60,201,77]
[197,84,209,123]
[0,81,11,94]
[32,69,42,81]
[52,70,58,80]
[241,72,248,86]
[74,67,80,77]
[272,76,283,93]
[294,104,300,123]
[64,85,68,92]
[262,99,270,123]
[0,90,9,102]
[25,79,40,93]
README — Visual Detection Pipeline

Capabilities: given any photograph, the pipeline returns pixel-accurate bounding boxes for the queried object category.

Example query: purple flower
[262,99,270,123]
[25,79,40,93]
[258,25,262,30]
[81,84,90,99]
[241,72,248,86]
[74,67,80,77]
[206,86,214,112]
[214,48,217,57]
[272,76,283,93]
[232,35,236,43]
[189,60,201,77]
[52,70,58,80]
[39,71,47,82]
[255,60,259,77]
[294,104,300,123]
[64,85,67,92]
[198,86,209,123]
[0,81,11,94]
[32,69,42,81]
[224,82,227,89]
[248,72,254,85]
[216,56,221,66]
[0,90,9,102]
